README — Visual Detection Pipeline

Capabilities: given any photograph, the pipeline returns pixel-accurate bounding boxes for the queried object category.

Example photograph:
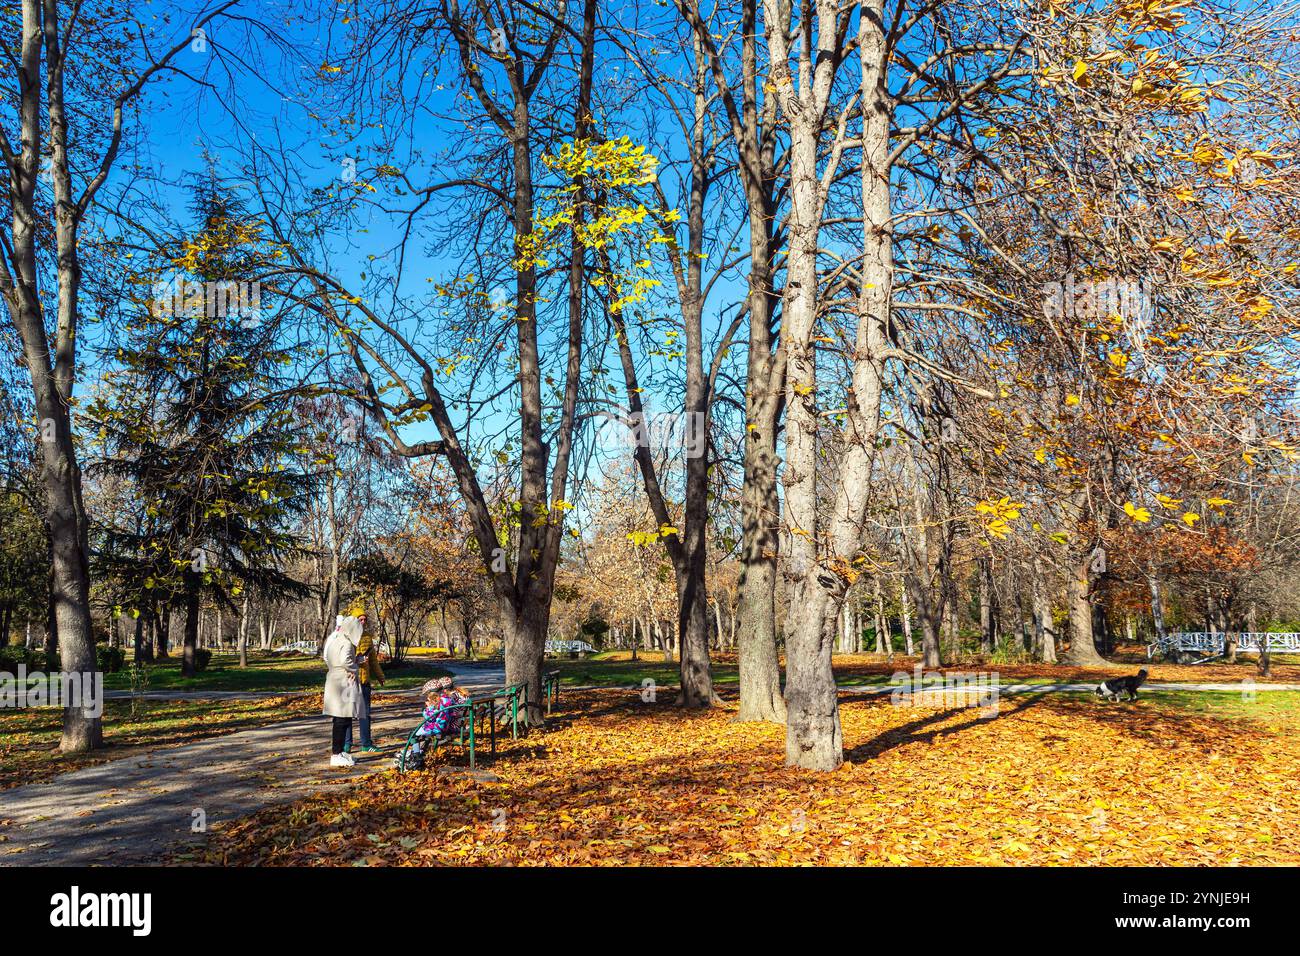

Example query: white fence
[545,639,595,655]
[1146,632,1300,660]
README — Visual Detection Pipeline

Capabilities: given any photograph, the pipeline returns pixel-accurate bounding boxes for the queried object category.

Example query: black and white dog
[1094,669,1148,702]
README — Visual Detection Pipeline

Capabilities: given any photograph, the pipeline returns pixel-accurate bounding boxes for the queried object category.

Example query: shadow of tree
[843,692,1051,763]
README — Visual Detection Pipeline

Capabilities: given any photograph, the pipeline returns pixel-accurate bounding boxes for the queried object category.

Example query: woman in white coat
[322,614,363,767]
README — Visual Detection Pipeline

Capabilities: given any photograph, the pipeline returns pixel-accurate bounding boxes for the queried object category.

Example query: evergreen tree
[89,180,320,675]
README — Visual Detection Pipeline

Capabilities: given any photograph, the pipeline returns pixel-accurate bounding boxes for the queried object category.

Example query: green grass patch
[1140,689,1300,729]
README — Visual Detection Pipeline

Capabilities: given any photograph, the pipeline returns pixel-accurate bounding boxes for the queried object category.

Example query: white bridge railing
[545,639,595,655]
[1146,632,1300,660]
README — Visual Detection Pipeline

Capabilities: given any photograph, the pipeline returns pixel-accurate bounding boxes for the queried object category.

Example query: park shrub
[26,649,60,672]
[0,644,27,674]
[96,645,126,674]
[989,636,1034,665]
[195,648,213,671]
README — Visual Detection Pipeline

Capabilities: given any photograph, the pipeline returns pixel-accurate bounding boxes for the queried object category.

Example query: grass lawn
[99,651,449,693]
[0,695,322,791]
[194,686,1300,866]
[1145,688,1300,729]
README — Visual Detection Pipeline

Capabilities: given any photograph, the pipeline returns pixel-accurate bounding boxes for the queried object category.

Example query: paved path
[0,664,506,866]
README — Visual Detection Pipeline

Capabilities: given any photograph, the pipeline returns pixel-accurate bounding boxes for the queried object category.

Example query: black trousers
[331,716,352,754]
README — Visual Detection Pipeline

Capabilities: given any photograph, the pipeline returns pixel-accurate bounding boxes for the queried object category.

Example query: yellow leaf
[1123,502,1152,523]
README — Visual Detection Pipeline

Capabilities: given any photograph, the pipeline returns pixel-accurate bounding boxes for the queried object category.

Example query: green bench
[544,669,561,715]
[397,681,527,771]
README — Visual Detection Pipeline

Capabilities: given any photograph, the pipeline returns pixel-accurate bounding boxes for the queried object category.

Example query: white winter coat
[322,616,362,718]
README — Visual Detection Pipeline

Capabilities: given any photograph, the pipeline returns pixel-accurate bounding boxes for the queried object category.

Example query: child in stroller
[398,677,467,771]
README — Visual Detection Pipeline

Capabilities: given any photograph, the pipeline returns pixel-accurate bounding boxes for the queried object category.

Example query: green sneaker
[359,746,382,753]
[342,744,352,754]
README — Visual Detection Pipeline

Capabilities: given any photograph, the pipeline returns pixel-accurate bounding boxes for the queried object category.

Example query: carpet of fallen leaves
[196,689,1300,866]
[0,695,322,791]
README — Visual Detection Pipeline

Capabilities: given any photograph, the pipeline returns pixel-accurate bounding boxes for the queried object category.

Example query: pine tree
[89,180,320,675]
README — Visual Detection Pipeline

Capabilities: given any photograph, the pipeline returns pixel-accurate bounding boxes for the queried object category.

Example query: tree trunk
[1061,558,1105,665]
[1148,566,1167,642]
[783,584,842,771]
[735,547,785,722]
[710,0,787,725]
[901,583,914,656]
[675,531,718,707]
[157,609,171,658]
[1252,603,1270,677]
[1032,558,1057,664]
[978,557,996,654]
[132,613,145,663]
[874,578,891,662]
[872,596,884,654]
[238,593,250,667]
[940,547,960,658]
[906,571,943,668]
[9,0,100,757]
[43,565,57,664]
[181,571,201,677]
[503,595,547,726]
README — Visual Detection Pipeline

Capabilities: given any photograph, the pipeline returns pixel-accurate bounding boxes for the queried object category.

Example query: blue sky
[92,3,756,508]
